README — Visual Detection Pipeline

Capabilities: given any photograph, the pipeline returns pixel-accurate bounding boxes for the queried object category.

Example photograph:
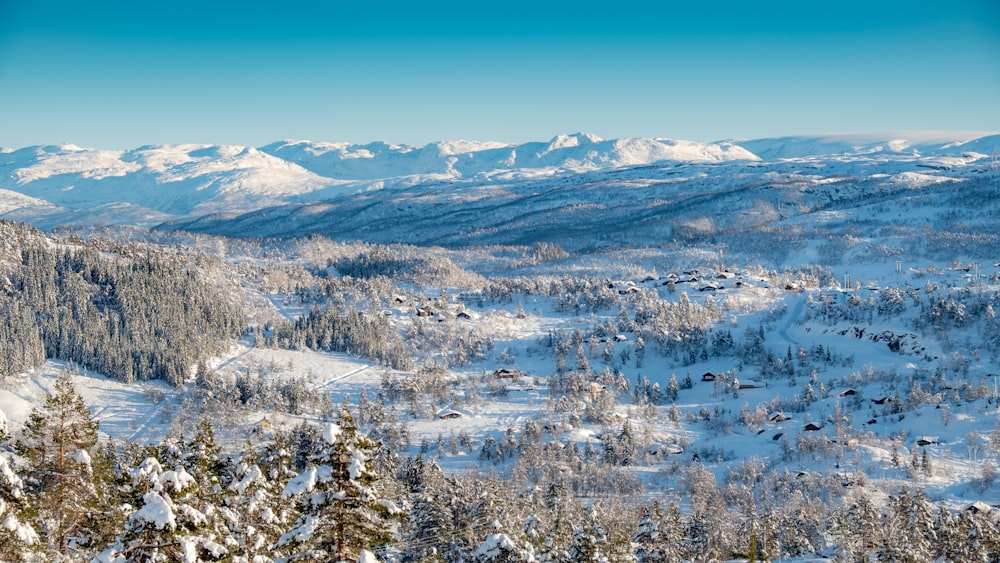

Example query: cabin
[769,412,791,423]
[437,409,463,420]
[702,372,717,382]
[605,411,628,423]
[916,436,939,447]
[252,417,273,435]
[646,443,684,456]
[967,501,993,515]
[872,396,892,405]
[588,382,609,395]
[803,422,823,432]
[839,388,858,397]
[493,368,521,379]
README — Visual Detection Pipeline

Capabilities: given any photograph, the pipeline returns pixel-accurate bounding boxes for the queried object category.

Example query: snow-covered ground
[4,249,998,512]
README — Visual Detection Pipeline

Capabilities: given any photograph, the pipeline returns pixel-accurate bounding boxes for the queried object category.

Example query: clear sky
[1,0,998,149]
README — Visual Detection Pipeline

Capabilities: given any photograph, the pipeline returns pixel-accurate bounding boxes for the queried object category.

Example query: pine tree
[279,410,402,561]
[0,407,8,443]
[633,500,684,563]
[180,420,235,552]
[226,440,294,563]
[19,370,100,559]
[473,533,527,563]
[536,480,577,562]
[480,434,501,465]
[0,448,40,562]
[114,454,228,562]
[403,459,455,562]
[878,488,934,562]
[568,520,606,563]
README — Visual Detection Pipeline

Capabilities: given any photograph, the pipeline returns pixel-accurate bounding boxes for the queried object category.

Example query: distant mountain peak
[546,132,603,150]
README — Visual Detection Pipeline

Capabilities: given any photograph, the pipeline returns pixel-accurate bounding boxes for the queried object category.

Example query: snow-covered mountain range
[0,132,997,236]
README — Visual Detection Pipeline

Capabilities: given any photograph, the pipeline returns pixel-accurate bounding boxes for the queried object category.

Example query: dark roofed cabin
[493,368,521,379]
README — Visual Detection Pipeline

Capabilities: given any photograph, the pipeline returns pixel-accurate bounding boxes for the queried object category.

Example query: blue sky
[1,0,998,148]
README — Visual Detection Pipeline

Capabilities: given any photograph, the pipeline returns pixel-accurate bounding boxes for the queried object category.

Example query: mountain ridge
[1,131,997,234]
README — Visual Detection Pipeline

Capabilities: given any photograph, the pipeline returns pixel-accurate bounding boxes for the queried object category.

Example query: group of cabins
[608,268,792,296]
[434,368,524,420]
[391,293,478,322]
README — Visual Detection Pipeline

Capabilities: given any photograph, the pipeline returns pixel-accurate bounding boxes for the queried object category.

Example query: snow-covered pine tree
[180,421,237,557]
[279,410,402,562]
[18,370,100,559]
[0,406,9,443]
[567,511,607,563]
[899,488,935,561]
[474,533,531,563]
[225,441,294,563]
[932,504,967,562]
[0,445,40,563]
[633,500,684,563]
[533,480,578,562]
[112,455,229,562]
[404,485,454,561]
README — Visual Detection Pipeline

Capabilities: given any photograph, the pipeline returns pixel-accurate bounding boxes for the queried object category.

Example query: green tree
[279,410,402,561]
[19,370,100,559]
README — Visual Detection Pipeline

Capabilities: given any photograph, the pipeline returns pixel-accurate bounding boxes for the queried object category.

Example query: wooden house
[493,368,521,379]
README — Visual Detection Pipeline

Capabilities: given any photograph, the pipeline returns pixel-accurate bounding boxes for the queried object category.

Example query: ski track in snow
[317,365,371,390]
[778,296,806,347]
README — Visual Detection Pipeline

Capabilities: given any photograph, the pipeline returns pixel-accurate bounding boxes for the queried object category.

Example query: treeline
[0,221,244,384]
[4,375,1000,563]
[261,306,413,370]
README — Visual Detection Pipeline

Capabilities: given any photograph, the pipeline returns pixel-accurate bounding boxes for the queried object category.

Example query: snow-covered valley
[1,132,1000,561]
